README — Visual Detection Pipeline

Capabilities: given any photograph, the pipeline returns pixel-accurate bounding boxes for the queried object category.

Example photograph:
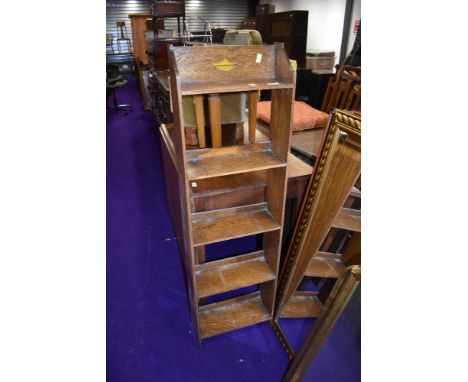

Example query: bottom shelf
[199,291,271,339]
[305,253,345,278]
[280,292,323,318]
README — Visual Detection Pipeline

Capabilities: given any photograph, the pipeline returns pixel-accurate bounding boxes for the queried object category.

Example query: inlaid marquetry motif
[212,58,238,71]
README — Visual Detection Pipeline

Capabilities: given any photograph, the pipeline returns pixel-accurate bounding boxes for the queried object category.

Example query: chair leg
[208,94,222,148]
[248,90,259,143]
[193,95,206,148]
[108,88,133,116]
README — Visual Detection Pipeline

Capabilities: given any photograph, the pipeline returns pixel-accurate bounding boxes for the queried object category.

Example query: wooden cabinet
[255,4,275,41]
[150,1,185,70]
[267,11,308,68]
[129,14,152,65]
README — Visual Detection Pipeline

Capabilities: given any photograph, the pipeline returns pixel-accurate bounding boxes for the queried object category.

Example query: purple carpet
[106,76,361,381]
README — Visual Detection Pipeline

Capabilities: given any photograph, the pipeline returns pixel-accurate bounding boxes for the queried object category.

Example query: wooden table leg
[248,91,259,143]
[193,95,206,148]
[208,94,222,148]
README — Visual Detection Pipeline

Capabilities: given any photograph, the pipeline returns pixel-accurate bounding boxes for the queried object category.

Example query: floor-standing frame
[282,265,361,382]
[273,110,361,357]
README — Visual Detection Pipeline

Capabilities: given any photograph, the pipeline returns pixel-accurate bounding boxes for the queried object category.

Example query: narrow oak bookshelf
[167,43,295,344]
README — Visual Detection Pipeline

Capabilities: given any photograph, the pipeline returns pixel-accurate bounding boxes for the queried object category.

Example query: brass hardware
[339,131,349,142]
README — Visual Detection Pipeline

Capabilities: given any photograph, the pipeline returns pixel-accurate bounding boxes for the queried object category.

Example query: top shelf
[180,78,293,95]
[170,44,295,92]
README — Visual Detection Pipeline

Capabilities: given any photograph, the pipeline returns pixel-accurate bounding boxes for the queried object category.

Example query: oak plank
[187,148,286,180]
[248,91,259,143]
[195,251,275,298]
[304,256,345,278]
[193,95,206,148]
[280,292,323,318]
[199,292,270,338]
[332,208,361,232]
[208,94,222,148]
[191,203,281,246]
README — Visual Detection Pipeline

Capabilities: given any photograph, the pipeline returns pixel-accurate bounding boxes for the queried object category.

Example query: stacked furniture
[165,43,295,343]
[151,1,185,70]
[272,109,361,358]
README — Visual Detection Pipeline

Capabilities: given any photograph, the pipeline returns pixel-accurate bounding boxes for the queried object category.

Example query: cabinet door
[270,19,292,37]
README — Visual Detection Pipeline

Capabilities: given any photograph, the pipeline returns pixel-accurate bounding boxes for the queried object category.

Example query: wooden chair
[272,109,361,359]
[116,21,132,53]
[321,65,361,113]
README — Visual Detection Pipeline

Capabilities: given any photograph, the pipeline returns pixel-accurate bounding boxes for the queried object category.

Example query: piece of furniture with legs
[116,21,132,53]
[106,64,132,115]
[290,65,361,161]
[129,13,153,65]
[166,43,295,344]
[272,110,361,358]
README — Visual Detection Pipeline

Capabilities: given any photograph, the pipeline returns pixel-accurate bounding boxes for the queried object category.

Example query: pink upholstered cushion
[257,101,330,131]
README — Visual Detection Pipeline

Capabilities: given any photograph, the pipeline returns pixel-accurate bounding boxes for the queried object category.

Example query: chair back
[116,21,129,39]
[106,64,120,81]
[321,65,361,113]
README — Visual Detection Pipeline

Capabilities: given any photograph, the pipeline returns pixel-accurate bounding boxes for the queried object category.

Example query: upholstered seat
[223,29,263,45]
[257,100,329,132]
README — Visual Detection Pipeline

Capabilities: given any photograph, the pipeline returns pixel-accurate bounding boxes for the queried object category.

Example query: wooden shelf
[349,187,361,199]
[186,142,286,180]
[199,291,271,339]
[190,171,266,196]
[305,252,345,278]
[181,78,293,96]
[280,292,323,318]
[195,251,276,298]
[332,208,361,232]
[190,172,266,212]
[191,202,281,246]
